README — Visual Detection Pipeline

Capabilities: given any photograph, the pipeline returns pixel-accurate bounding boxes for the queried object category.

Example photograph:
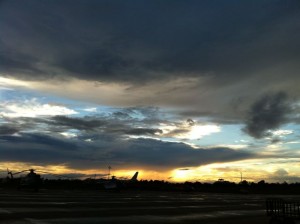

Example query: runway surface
[0,189,272,223]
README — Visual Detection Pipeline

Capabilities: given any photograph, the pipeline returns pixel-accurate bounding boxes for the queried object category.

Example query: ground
[0,189,286,224]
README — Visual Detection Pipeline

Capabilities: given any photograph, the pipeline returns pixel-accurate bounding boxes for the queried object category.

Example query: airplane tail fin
[131,172,138,181]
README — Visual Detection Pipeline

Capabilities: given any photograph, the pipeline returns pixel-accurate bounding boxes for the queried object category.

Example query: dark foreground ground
[0,189,291,224]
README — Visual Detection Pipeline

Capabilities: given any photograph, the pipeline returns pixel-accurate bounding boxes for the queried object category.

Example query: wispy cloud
[0,98,77,118]
[160,120,221,140]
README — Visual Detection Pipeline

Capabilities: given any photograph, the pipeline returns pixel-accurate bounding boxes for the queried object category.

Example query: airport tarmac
[0,189,274,224]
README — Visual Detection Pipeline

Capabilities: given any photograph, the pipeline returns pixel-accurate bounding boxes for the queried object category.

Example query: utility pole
[108,166,111,180]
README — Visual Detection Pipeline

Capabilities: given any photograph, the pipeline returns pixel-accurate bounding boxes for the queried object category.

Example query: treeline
[131,179,300,194]
[2,177,300,194]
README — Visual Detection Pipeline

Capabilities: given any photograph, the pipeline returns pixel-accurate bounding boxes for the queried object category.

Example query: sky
[1,0,300,182]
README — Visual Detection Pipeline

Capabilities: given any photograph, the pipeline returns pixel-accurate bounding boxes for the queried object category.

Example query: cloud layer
[1,1,300,178]
[1,1,300,126]
[0,1,299,85]
[0,132,254,171]
[0,103,255,171]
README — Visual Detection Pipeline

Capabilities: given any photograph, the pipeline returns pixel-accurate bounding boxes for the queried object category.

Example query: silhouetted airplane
[100,172,139,190]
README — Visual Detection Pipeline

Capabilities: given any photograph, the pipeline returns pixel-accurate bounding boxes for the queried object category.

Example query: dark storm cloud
[51,116,106,131]
[2,113,164,138]
[122,128,162,136]
[0,0,299,85]
[0,132,255,170]
[0,124,19,135]
[243,92,292,139]
[48,116,162,136]
[3,116,106,133]
[112,107,162,123]
[122,139,253,169]
[271,138,281,144]
[97,140,253,169]
[49,115,163,136]
[0,133,81,165]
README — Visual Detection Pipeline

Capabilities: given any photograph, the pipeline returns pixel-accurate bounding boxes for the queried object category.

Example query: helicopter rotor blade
[84,173,110,178]
[12,170,30,175]
[35,171,54,177]
[36,170,80,179]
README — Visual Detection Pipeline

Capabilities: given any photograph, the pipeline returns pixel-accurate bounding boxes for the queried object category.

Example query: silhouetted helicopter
[7,169,42,191]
